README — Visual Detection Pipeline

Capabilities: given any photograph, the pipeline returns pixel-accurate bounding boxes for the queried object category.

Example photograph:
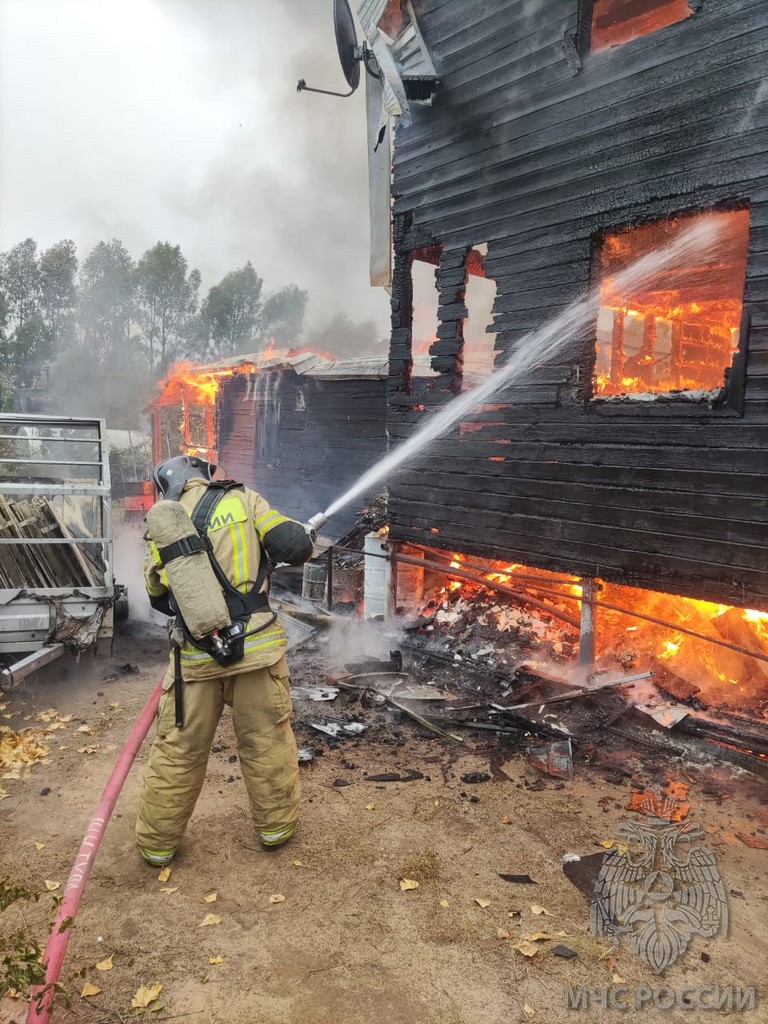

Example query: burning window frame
[583,205,751,410]
[582,0,696,54]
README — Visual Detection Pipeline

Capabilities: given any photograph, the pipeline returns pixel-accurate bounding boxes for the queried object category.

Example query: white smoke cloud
[0,0,389,336]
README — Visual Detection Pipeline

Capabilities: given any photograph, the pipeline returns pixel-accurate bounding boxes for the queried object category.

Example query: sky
[0,0,390,337]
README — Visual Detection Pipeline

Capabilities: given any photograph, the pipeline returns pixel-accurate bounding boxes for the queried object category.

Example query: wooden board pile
[0,495,96,589]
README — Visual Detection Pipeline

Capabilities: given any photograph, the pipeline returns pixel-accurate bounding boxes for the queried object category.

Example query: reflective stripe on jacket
[144,478,309,680]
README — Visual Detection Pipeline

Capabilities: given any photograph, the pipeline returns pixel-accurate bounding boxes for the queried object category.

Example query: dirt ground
[1,608,767,1024]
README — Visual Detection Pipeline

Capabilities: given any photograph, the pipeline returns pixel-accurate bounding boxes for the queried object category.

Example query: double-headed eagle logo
[590,794,728,973]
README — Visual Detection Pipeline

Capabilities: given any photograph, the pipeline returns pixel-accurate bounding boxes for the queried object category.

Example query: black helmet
[152,455,216,501]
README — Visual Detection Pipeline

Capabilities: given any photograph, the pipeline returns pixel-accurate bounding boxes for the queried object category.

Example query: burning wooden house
[149,350,392,539]
[349,0,768,729]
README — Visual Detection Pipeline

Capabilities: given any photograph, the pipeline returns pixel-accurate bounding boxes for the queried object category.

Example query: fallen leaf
[0,729,50,770]
[6,988,20,999]
[496,928,511,939]
[598,839,629,855]
[77,746,99,755]
[36,709,59,723]
[500,816,512,825]
[269,894,285,904]
[44,722,66,732]
[365,802,376,811]
[95,955,114,972]
[439,898,450,908]
[81,982,102,998]
[109,703,121,709]
[131,983,163,1008]
[556,930,569,937]
[76,725,93,734]
[159,886,179,895]
[34,842,45,850]
[513,940,541,958]
[528,932,552,941]
[524,1004,534,1018]
[208,956,224,965]
[292,860,303,867]
[530,904,552,916]
[44,880,61,892]
[58,714,75,723]
[158,866,172,883]
[474,898,491,908]
[399,879,419,892]
[203,891,217,903]
[612,973,626,984]
[199,913,221,926]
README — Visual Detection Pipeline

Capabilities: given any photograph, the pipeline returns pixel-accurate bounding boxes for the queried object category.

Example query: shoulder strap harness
[162,481,277,661]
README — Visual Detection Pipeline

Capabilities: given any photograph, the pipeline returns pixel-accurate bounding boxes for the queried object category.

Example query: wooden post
[640,314,657,388]
[610,309,625,389]
[386,542,398,620]
[579,578,597,667]
[326,546,334,613]
[670,319,683,388]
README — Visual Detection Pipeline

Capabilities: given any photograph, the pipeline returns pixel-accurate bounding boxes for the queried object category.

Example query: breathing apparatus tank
[146,499,232,640]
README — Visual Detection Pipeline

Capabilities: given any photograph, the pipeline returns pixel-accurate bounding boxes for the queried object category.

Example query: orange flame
[594,209,749,398]
[154,360,257,409]
[417,549,768,711]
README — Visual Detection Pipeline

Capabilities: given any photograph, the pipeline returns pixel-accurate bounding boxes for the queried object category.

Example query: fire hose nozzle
[307,512,328,533]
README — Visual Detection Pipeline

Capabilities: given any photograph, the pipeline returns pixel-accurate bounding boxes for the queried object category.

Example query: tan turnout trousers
[136,656,300,852]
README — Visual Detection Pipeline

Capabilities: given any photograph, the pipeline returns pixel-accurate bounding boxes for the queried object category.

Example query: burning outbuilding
[149,349,393,539]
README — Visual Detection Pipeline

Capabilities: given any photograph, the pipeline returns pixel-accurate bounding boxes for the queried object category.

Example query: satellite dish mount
[297,0,379,98]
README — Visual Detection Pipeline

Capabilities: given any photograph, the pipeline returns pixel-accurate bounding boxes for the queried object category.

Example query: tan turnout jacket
[144,478,302,680]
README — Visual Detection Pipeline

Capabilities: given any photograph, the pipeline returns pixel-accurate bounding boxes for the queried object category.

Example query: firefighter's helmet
[152,456,216,502]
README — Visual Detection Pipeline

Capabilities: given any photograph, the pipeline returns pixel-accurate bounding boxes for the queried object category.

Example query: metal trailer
[0,414,126,688]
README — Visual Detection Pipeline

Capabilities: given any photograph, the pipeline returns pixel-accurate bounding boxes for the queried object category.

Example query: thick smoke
[0,0,389,339]
[156,0,390,335]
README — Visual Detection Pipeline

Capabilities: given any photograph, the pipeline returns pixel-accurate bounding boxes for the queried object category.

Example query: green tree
[260,284,308,345]
[1,238,41,330]
[135,242,201,372]
[0,239,51,385]
[9,314,51,386]
[78,239,135,359]
[199,262,263,359]
[40,239,78,352]
[0,286,8,367]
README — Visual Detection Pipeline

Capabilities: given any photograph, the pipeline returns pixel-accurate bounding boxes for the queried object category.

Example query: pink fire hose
[26,679,163,1024]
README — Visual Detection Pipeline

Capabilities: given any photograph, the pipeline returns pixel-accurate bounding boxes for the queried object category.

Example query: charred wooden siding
[216,369,388,539]
[387,0,768,608]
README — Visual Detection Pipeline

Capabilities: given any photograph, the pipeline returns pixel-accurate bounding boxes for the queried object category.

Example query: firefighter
[136,455,314,867]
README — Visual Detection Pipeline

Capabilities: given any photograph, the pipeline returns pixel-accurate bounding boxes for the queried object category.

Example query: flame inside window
[593,209,749,397]
[591,0,694,53]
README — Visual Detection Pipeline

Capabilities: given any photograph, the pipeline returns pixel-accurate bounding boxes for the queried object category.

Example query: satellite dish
[297,0,378,98]
[335,0,360,91]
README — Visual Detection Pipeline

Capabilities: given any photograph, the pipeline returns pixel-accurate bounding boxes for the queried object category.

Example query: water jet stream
[317,220,723,527]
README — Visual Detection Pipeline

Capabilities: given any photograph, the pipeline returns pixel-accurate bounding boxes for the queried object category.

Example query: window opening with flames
[590,0,694,53]
[593,208,749,398]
